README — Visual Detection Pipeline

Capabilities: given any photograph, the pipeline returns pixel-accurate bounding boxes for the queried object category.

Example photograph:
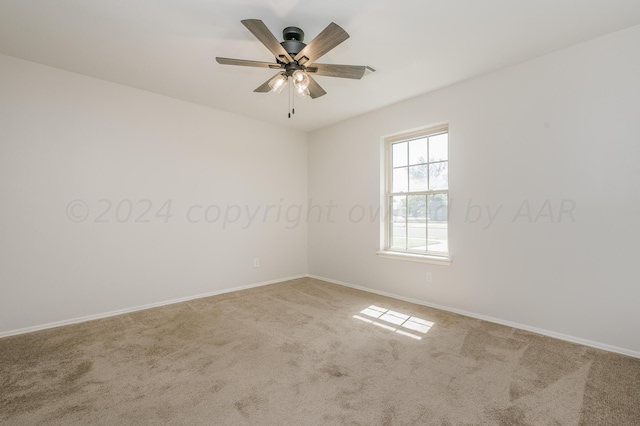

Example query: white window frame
[377,123,451,265]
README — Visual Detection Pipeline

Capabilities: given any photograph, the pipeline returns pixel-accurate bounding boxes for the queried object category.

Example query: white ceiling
[1,1,640,132]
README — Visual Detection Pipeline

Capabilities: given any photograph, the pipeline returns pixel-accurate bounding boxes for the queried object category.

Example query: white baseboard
[307,274,640,359]
[5,273,638,359]
[0,275,307,339]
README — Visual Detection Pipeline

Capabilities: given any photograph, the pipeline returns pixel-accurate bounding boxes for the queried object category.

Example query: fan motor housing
[281,26,306,57]
[283,26,304,41]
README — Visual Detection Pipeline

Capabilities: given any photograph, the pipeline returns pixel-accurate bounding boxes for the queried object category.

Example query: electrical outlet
[253,258,260,268]
[426,272,433,283]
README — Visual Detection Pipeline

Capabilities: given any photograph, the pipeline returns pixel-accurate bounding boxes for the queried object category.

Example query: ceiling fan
[216,19,374,105]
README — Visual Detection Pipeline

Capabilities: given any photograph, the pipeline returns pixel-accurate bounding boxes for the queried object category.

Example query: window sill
[376,250,451,266]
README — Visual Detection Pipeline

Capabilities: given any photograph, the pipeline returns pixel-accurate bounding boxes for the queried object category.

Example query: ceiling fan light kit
[216,19,374,117]
[292,69,310,96]
[268,72,287,94]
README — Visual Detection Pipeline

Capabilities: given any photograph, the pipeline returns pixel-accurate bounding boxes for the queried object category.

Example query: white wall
[2,24,640,356]
[0,54,308,334]
[308,25,640,355]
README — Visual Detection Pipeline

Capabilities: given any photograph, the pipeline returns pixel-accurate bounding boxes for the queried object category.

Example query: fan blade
[241,19,293,64]
[306,64,374,79]
[254,80,272,93]
[216,57,282,69]
[307,75,327,99]
[254,72,284,93]
[294,22,349,65]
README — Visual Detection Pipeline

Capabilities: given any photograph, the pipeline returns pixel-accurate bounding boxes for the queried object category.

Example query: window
[380,124,449,263]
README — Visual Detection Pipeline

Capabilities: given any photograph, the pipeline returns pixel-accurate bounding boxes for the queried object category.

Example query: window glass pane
[407,195,426,250]
[407,194,426,220]
[391,196,407,249]
[391,223,407,249]
[392,142,408,167]
[427,193,448,222]
[429,133,448,162]
[427,194,448,253]
[408,138,428,165]
[393,167,408,193]
[408,165,428,192]
[428,162,448,190]
[408,222,426,250]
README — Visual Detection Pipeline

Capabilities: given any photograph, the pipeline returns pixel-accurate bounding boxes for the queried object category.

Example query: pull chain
[288,77,291,118]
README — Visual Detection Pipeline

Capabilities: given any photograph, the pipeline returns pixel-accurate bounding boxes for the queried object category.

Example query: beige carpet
[1,277,639,425]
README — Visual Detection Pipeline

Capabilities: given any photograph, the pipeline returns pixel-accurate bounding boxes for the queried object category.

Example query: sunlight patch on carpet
[353,305,434,340]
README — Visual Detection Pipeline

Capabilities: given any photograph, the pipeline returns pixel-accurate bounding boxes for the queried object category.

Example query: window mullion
[405,147,410,251]
[404,145,412,251]
[389,190,447,197]
[426,137,430,191]
[403,195,408,250]
[425,194,429,250]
